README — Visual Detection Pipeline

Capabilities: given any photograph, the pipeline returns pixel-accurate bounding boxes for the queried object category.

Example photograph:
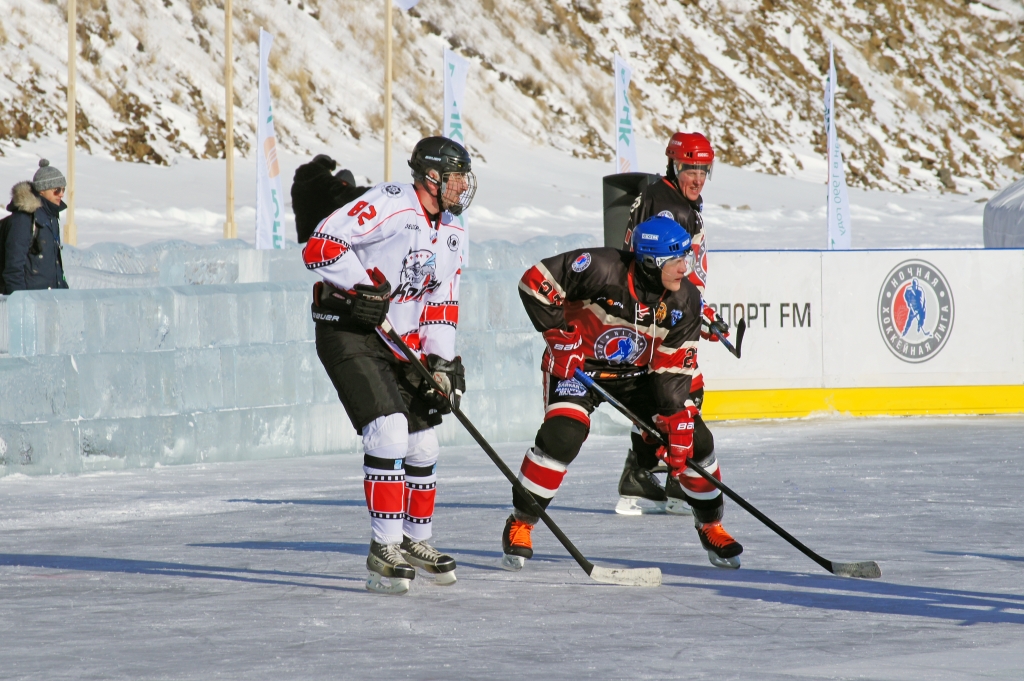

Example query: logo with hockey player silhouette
[877,259,954,363]
[593,328,649,365]
[392,249,441,303]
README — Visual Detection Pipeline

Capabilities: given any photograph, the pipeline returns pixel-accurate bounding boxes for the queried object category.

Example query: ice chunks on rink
[1,233,618,475]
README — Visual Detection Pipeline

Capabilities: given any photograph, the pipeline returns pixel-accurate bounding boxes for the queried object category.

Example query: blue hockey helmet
[631,215,692,270]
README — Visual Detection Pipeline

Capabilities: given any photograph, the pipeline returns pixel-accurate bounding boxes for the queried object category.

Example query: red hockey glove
[700,305,730,342]
[541,326,585,380]
[653,405,700,473]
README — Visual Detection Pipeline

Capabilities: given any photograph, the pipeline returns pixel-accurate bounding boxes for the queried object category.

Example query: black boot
[615,450,667,515]
[665,474,693,515]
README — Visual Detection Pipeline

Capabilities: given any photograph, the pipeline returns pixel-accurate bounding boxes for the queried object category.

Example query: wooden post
[65,0,77,246]
[224,0,236,239]
[384,0,393,182]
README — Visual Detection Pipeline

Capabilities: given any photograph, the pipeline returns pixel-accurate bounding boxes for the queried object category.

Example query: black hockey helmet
[408,136,477,216]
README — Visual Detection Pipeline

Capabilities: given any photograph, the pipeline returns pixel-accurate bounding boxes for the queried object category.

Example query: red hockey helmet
[665,132,714,176]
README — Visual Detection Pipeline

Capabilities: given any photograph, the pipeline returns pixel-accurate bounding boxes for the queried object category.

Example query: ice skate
[366,540,416,595]
[401,536,457,585]
[695,520,743,569]
[664,475,693,516]
[501,514,534,571]
[615,450,667,515]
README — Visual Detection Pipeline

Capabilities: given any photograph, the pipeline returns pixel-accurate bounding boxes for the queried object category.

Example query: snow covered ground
[2,416,1022,680]
[0,137,992,251]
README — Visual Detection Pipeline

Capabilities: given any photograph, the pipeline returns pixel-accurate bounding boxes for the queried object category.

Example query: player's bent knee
[536,416,589,465]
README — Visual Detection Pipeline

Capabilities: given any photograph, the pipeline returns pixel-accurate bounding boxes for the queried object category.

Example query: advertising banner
[255,29,285,250]
[825,41,852,251]
[613,55,638,174]
[698,249,1024,418]
[443,47,470,267]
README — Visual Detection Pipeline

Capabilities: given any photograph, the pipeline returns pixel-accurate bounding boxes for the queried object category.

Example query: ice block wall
[0,234,627,476]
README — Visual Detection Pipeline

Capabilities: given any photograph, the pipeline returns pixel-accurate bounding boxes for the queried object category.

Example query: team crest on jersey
[594,328,648,365]
[572,253,592,272]
[655,302,667,324]
[670,309,683,326]
[877,259,954,363]
[383,184,403,196]
[392,249,441,303]
[554,377,588,397]
[635,302,651,321]
[447,234,460,252]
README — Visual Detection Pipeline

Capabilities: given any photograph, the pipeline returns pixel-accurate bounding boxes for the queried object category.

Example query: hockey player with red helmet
[616,132,731,517]
[502,215,744,572]
[303,136,475,595]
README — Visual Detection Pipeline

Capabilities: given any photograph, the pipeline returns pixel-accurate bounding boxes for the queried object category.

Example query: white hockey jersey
[302,182,463,361]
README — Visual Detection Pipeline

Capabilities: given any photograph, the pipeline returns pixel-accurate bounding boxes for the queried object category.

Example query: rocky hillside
[1,0,1021,192]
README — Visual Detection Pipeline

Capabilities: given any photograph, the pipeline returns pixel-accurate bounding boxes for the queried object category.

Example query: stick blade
[733,318,746,358]
[830,561,882,579]
[589,565,662,587]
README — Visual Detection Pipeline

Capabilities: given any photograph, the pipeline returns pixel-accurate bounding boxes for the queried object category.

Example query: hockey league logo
[392,249,441,303]
[571,252,592,272]
[877,259,954,363]
[594,328,648,365]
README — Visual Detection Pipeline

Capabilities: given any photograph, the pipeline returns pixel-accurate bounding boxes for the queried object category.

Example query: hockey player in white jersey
[303,136,475,595]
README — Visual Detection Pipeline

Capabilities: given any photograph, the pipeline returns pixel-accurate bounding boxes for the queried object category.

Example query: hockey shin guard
[513,446,568,523]
[362,414,410,545]
[678,451,724,524]
[403,428,439,542]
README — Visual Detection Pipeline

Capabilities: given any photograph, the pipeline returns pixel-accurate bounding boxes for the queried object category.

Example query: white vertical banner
[825,41,852,250]
[256,28,285,249]
[613,55,638,174]
[443,48,470,267]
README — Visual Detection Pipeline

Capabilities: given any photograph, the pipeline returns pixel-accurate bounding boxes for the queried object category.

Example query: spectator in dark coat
[1,159,69,294]
[290,154,369,243]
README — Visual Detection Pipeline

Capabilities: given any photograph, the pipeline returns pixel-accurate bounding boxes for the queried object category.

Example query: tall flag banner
[614,55,638,174]
[825,41,852,250]
[443,48,470,267]
[256,29,285,249]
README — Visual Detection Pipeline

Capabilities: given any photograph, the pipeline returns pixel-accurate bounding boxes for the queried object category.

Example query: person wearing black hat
[290,154,369,243]
[1,159,70,294]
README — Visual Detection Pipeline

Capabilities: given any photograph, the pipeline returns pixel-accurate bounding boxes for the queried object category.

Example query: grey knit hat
[32,159,66,192]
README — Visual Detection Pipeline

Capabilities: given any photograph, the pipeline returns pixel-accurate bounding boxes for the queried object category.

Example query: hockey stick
[379,321,661,588]
[573,369,881,579]
[711,318,745,359]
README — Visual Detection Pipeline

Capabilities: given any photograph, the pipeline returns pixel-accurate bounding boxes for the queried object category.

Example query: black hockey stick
[379,321,661,588]
[712,318,745,359]
[573,369,881,579]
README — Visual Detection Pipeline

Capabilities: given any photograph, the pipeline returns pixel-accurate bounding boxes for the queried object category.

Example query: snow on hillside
[0,0,1021,194]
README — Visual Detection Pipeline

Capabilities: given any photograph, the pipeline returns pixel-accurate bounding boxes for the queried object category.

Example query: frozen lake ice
[1,415,1023,680]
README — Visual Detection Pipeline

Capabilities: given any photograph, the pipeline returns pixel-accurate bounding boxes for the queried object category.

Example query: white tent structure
[984,177,1024,247]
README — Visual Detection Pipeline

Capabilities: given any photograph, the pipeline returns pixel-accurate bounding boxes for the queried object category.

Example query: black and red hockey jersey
[518,247,701,414]
[625,177,708,294]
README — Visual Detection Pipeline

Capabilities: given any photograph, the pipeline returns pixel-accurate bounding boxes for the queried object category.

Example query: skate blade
[430,570,457,586]
[615,497,667,516]
[589,565,662,588]
[665,498,693,516]
[707,551,741,569]
[365,571,412,595]
[831,561,881,579]
[501,554,526,571]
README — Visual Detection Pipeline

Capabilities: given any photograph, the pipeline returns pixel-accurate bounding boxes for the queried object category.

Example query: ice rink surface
[2,416,1023,680]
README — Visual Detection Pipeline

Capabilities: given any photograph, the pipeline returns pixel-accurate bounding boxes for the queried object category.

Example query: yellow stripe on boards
[701,386,1024,421]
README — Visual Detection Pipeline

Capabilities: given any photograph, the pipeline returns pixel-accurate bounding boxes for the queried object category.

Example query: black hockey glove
[316,269,391,330]
[699,307,730,342]
[422,354,466,414]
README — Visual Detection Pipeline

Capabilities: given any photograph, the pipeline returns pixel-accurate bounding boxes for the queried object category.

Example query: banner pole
[224,0,236,239]
[384,0,393,182]
[65,0,77,246]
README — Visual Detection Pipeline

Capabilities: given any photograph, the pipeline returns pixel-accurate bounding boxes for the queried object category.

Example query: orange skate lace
[508,520,534,549]
[701,522,736,549]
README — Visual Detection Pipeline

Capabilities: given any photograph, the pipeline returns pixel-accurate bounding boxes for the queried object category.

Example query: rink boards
[698,248,1024,419]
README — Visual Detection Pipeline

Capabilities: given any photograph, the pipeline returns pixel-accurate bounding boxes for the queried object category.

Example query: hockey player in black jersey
[503,216,743,571]
[303,136,476,594]
[617,132,731,517]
